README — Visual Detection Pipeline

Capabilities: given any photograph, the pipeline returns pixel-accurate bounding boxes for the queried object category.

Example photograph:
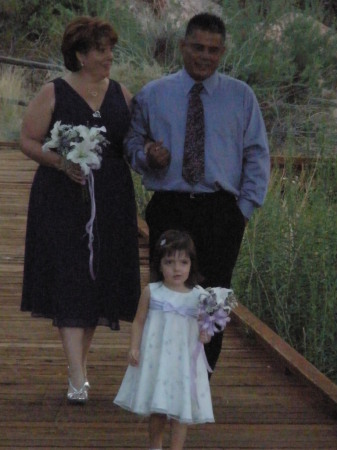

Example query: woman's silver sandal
[67,379,88,404]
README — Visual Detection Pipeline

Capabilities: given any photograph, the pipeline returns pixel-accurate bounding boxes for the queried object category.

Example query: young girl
[114,230,215,450]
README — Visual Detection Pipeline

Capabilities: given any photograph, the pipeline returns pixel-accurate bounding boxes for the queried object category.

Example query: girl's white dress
[114,282,214,424]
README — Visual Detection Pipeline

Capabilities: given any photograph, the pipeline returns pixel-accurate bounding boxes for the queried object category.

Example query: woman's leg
[82,327,96,383]
[170,420,188,450]
[59,327,86,389]
[149,414,166,449]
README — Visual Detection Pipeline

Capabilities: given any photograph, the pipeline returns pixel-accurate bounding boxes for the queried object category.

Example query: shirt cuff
[135,148,149,171]
[237,198,255,221]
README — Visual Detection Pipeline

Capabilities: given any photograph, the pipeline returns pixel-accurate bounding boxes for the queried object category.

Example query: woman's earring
[80,61,84,67]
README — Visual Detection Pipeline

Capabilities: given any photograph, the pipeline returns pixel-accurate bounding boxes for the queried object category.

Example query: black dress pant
[145,190,246,372]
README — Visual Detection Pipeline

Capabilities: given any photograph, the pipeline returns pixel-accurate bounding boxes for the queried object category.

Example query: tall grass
[0,65,27,141]
[110,60,164,96]
[233,152,337,381]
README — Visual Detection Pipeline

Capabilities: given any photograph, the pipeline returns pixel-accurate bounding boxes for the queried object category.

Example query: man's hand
[145,140,171,170]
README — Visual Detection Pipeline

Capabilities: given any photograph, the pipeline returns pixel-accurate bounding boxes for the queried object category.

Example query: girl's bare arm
[128,285,150,366]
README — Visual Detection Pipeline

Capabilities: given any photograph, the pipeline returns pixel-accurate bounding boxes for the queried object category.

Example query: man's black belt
[155,190,235,201]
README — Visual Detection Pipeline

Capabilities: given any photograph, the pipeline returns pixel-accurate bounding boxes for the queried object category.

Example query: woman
[20,16,140,403]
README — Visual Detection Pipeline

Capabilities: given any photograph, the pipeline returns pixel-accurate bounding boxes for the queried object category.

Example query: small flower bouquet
[42,121,110,280]
[191,287,238,398]
[198,287,238,337]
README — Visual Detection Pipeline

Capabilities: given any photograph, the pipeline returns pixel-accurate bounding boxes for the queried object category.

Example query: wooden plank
[0,141,21,149]
[1,141,337,449]
[232,303,337,413]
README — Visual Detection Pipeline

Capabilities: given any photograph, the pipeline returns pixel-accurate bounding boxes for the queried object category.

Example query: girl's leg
[170,420,188,450]
[149,414,166,449]
[59,327,86,389]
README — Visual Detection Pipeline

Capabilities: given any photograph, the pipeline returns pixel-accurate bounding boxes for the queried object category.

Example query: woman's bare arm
[21,82,85,184]
[20,83,63,169]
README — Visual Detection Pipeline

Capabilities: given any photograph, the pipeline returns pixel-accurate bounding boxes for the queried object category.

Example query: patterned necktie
[182,83,205,185]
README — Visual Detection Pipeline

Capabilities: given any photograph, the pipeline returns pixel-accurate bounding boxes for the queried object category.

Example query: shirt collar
[181,68,219,96]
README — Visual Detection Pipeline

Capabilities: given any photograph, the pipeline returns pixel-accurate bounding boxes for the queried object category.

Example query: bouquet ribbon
[191,341,213,406]
[190,312,230,407]
[85,169,97,280]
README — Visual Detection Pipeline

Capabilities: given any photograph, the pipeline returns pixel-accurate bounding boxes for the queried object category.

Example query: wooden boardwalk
[0,142,337,449]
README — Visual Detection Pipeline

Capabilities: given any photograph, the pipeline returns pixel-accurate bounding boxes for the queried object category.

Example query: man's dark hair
[185,13,226,42]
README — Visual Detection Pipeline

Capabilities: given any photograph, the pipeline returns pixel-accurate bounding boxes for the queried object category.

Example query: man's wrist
[144,141,153,155]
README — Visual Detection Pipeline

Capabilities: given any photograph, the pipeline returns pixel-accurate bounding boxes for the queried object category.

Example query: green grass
[233,155,337,381]
[0,65,27,141]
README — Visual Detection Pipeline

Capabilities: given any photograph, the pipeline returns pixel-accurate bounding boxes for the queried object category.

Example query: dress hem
[113,401,215,424]
[20,309,133,331]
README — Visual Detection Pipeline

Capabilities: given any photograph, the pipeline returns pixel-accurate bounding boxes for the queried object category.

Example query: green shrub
[233,155,337,381]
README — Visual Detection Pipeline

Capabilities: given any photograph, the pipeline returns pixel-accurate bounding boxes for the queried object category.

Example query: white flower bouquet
[42,121,110,280]
[42,121,109,174]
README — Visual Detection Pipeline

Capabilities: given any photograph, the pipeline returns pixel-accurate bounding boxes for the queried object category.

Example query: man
[124,12,270,372]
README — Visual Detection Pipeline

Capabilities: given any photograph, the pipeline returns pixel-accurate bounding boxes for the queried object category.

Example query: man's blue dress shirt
[124,69,270,219]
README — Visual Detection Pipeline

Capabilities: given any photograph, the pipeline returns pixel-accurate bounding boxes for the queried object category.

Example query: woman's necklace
[86,87,101,117]
[86,82,105,117]
[87,88,98,97]
[67,75,105,118]
[86,79,107,98]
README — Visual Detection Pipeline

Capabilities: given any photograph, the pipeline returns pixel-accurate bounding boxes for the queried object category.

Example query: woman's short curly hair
[61,16,118,72]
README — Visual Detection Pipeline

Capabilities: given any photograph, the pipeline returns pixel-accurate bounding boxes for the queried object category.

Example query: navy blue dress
[21,78,140,330]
